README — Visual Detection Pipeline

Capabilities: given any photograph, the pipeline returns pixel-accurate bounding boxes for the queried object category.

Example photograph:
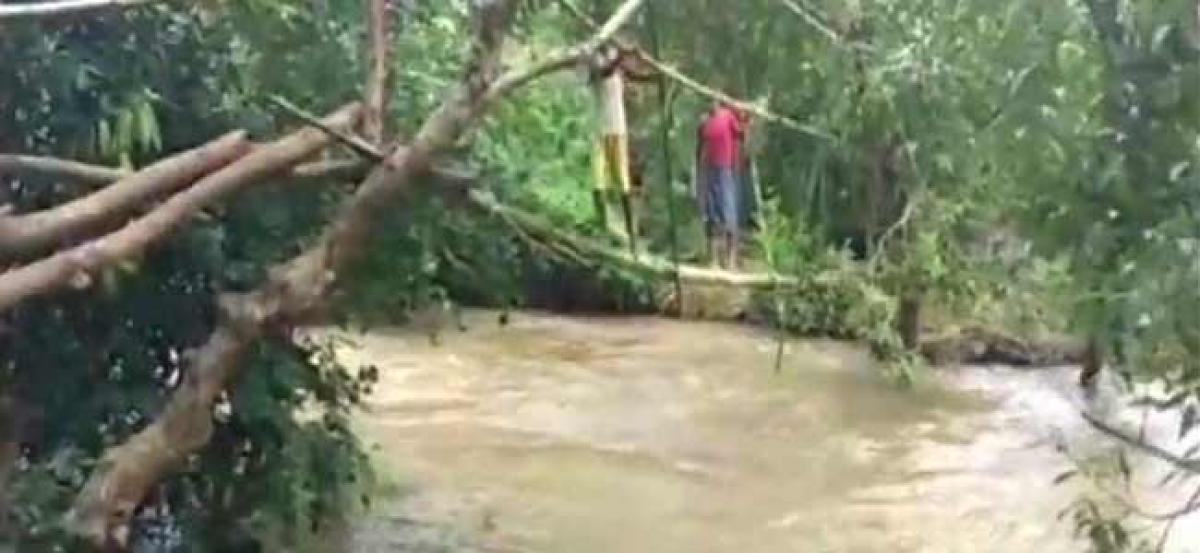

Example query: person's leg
[707,225,720,268]
[600,135,629,239]
[613,133,638,243]
[591,135,610,229]
[703,164,723,267]
[720,167,741,270]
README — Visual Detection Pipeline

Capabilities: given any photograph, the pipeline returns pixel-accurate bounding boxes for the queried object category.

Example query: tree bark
[898,293,921,351]
[0,106,360,315]
[1,156,377,191]
[0,155,125,186]
[1079,336,1103,390]
[363,0,392,145]
[67,1,647,546]
[469,190,799,288]
[0,392,16,539]
[0,133,250,259]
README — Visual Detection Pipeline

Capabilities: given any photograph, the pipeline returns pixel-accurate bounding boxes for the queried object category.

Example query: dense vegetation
[1,0,1198,551]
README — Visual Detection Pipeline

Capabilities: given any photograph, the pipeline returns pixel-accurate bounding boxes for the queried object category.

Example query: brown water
[328,311,1200,552]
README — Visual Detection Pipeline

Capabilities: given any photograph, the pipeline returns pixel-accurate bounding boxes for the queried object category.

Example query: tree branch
[1,155,375,188]
[0,0,153,20]
[776,0,874,52]
[269,95,382,161]
[0,106,361,315]
[1084,412,1200,474]
[485,0,645,101]
[0,132,251,259]
[0,155,124,185]
[556,0,833,140]
[469,189,799,288]
[68,0,650,544]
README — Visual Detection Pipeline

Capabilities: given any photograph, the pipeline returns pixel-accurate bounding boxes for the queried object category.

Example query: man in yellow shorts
[588,43,653,246]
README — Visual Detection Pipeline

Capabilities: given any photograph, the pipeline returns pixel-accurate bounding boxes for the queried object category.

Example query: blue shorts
[704,165,739,235]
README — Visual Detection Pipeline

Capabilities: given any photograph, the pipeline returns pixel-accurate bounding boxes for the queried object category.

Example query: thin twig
[1156,483,1200,552]
[268,95,385,162]
[1084,412,1200,474]
[1057,439,1200,524]
[776,0,874,53]
[868,190,921,269]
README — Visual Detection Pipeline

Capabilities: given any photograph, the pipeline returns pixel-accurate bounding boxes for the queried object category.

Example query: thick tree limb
[0,133,251,258]
[0,106,361,315]
[0,155,124,185]
[1,155,374,188]
[469,189,798,288]
[0,0,153,20]
[69,0,648,546]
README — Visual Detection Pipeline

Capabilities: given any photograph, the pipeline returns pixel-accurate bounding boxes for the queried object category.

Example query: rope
[647,0,684,315]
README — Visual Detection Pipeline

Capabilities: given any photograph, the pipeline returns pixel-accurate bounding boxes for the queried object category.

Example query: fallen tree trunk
[469,190,799,288]
[918,325,1087,367]
[1,155,378,190]
[0,106,360,314]
[68,1,646,546]
[0,132,250,258]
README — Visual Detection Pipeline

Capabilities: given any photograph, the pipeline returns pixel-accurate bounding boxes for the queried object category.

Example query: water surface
[331,311,1199,552]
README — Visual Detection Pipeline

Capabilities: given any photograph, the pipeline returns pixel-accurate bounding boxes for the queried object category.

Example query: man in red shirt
[696,101,745,268]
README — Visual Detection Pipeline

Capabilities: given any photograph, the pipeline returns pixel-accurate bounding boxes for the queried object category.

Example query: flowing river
[328,311,1200,552]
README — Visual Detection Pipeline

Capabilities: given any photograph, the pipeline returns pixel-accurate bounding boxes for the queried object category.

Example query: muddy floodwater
[327,311,1200,552]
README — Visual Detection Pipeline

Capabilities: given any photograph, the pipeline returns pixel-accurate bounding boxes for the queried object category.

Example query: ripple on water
[321,311,1197,553]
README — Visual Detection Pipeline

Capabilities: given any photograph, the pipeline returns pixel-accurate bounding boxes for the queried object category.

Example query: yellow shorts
[592,134,631,193]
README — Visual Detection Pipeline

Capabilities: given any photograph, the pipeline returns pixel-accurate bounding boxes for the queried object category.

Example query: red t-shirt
[702,107,742,168]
